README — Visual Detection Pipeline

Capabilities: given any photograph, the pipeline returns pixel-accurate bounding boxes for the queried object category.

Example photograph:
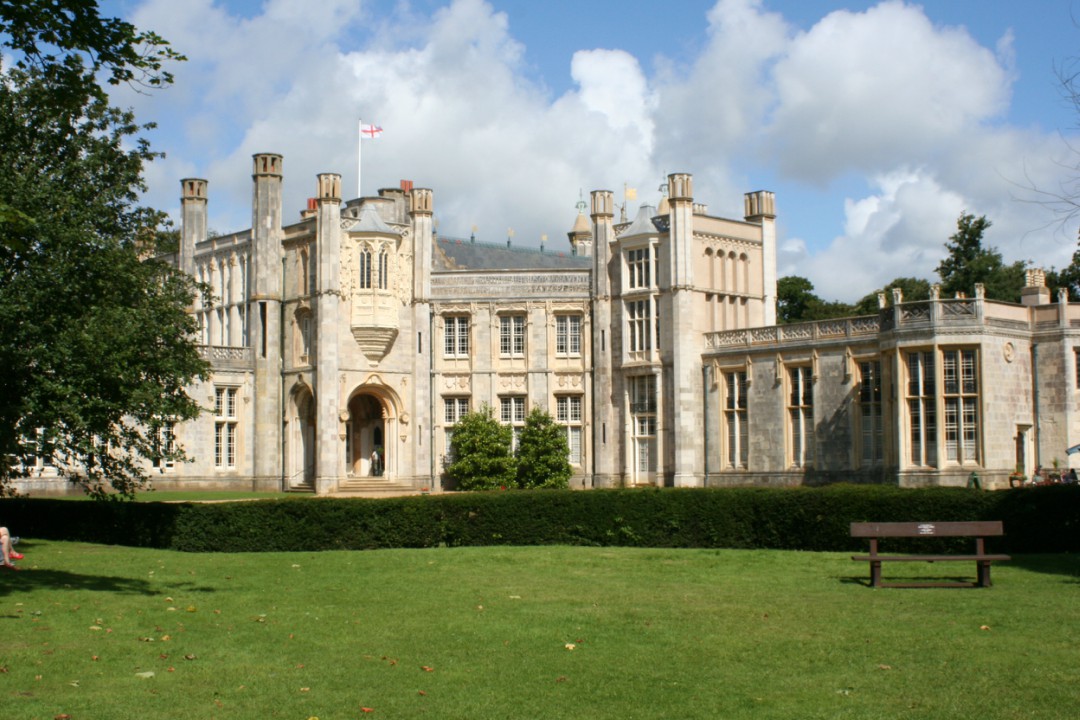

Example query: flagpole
[357,118,363,199]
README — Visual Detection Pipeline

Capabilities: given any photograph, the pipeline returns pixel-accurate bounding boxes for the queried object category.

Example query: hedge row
[3,484,1077,553]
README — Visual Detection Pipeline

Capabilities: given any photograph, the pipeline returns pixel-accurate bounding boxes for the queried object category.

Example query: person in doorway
[2,526,23,569]
[370,447,383,477]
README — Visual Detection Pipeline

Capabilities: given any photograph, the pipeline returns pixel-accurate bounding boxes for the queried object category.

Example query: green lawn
[1,542,1077,719]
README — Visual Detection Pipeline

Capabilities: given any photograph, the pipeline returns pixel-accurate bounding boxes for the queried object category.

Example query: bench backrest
[850,521,1003,538]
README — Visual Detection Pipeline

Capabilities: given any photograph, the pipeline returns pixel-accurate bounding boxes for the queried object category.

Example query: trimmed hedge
[2,484,1077,553]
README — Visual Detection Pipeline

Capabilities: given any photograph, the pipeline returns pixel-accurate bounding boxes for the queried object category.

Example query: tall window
[630,375,657,474]
[443,397,470,466]
[943,349,979,462]
[627,299,652,352]
[499,315,526,357]
[859,360,883,466]
[557,395,583,465]
[723,370,748,469]
[377,248,389,289]
[500,396,526,449]
[153,423,176,470]
[907,351,937,467]
[556,315,582,356]
[359,248,372,289]
[297,311,312,363]
[214,386,238,470]
[627,247,652,289]
[444,316,470,358]
[788,366,814,468]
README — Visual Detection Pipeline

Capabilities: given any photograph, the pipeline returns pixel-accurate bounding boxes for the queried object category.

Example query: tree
[445,405,516,491]
[515,408,571,489]
[936,213,1027,302]
[776,276,855,323]
[852,277,932,315]
[0,41,205,494]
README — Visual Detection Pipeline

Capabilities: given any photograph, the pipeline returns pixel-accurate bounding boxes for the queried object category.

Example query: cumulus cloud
[113,0,1078,302]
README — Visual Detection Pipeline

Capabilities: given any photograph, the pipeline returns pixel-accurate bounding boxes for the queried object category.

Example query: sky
[101,0,1080,302]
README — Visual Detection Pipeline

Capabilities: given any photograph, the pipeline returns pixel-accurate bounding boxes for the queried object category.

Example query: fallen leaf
[421,665,434,672]
[168,667,175,672]
[160,635,171,641]
[555,676,568,683]
[564,643,576,651]
[184,654,197,661]
[980,625,991,631]
[186,606,197,613]
[878,664,892,671]
[361,708,375,713]
[91,655,99,662]
[135,671,155,679]
[68,681,80,687]
[159,654,169,660]
[300,687,310,693]
[88,626,102,631]
[54,715,72,720]
[165,597,173,602]
[418,690,427,696]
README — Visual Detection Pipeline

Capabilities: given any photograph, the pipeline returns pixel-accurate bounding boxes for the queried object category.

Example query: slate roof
[434,236,592,271]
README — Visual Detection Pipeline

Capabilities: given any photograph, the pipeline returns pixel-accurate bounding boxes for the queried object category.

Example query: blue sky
[103,0,1080,301]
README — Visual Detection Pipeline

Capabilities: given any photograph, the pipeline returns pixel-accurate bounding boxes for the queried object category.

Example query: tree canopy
[936,213,1027,302]
[0,5,205,496]
[445,405,517,491]
[515,408,571,489]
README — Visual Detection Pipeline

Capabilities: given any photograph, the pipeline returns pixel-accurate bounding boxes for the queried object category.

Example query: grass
[1,542,1078,719]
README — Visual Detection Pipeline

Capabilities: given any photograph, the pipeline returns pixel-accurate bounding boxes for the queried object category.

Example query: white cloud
[112,0,1080,304]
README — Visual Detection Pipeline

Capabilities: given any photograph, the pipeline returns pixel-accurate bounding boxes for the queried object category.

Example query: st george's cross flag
[360,123,383,139]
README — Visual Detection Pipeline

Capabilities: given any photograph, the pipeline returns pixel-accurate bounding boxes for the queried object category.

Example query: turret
[179,178,207,277]
[744,190,777,326]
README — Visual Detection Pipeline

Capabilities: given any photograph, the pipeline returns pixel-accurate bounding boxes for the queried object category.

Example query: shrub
[515,407,571,489]
[444,405,516,490]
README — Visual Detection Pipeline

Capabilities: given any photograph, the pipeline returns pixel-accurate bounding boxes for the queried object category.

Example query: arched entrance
[347,393,388,478]
[288,385,316,489]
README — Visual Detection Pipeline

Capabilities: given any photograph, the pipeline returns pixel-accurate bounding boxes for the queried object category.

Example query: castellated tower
[179,178,207,277]
[251,153,284,486]
[666,173,703,487]
[744,190,777,326]
[315,173,343,494]
[590,189,617,487]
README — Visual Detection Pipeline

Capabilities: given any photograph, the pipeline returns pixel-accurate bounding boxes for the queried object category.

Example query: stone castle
[17,153,1080,493]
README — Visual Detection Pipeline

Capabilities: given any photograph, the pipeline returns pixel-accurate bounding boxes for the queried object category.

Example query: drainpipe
[429,310,436,489]
[280,253,287,491]
[1032,343,1040,471]
[702,363,710,486]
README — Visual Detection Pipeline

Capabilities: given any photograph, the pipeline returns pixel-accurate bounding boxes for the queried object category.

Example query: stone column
[251,153,284,488]
[668,173,701,487]
[590,189,617,487]
[315,173,342,494]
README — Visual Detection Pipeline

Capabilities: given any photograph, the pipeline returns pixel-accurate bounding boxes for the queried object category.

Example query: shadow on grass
[839,574,992,588]
[1007,554,1080,582]
[0,568,216,600]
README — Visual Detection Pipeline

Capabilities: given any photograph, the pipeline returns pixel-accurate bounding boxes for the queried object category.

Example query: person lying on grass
[2,526,23,570]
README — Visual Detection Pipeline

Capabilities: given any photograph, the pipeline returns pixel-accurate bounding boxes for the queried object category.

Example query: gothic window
[907,351,937,467]
[500,396,526,450]
[627,299,652,352]
[943,348,979,463]
[629,375,657,474]
[500,315,526,357]
[556,315,582,356]
[858,360,884,467]
[788,366,814,468]
[359,247,372,289]
[153,423,176,470]
[377,248,389,289]
[442,397,470,466]
[627,247,653,289]
[557,395,583,465]
[296,310,312,364]
[214,386,238,470]
[723,370,749,469]
[444,315,470,358]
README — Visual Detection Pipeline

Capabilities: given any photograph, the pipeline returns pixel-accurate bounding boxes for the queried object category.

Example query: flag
[625,187,637,200]
[360,123,383,139]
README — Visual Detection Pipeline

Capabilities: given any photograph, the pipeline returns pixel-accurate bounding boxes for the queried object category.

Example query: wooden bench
[851,521,1011,588]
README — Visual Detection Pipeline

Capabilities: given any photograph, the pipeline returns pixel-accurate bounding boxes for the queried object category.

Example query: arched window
[377,248,389,289]
[359,248,372,289]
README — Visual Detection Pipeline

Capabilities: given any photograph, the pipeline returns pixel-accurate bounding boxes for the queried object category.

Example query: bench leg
[870,560,882,588]
[977,561,992,588]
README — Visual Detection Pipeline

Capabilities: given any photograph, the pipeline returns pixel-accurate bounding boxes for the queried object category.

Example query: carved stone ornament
[1003,342,1015,363]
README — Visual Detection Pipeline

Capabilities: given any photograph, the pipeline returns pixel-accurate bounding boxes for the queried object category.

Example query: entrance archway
[347,393,387,478]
